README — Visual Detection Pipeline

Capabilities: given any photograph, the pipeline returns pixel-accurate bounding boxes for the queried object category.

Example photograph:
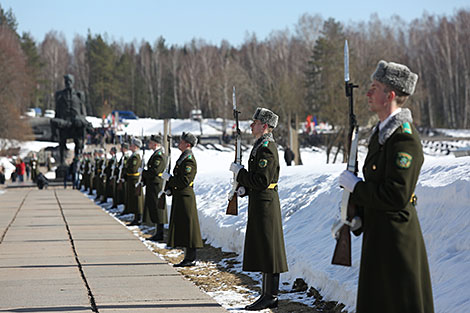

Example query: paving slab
[0,188,227,312]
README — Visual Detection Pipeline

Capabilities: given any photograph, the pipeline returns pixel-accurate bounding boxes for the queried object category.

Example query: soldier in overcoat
[143,135,168,241]
[230,107,288,311]
[115,143,129,209]
[339,60,434,313]
[102,147,117,203]
[30,153,39,183]
[125,138,144,225]
[94,149,106,201]
[162,132,203,267]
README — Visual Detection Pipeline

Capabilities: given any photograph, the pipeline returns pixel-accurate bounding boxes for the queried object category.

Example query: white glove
[338,170,362,193]
[229,162,244,178]
[138,167,143,174]
[158,190,165,198]
[161,172,171,181]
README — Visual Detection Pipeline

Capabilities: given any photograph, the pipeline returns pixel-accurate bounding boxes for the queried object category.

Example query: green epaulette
[188,154,192,159]
[402,122,412,134]
[262,140,269,147]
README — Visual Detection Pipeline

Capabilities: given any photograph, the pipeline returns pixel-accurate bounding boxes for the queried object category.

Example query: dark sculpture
[51,74,91,165]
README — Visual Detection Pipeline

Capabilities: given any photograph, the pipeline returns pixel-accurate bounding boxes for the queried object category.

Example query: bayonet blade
[344,40,350,82]
[232,86,236,110]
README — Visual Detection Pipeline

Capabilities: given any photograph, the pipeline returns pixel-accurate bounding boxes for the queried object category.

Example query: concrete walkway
[0,188,227,313]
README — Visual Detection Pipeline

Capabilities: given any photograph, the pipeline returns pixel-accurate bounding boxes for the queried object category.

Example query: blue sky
[2,0,469,47]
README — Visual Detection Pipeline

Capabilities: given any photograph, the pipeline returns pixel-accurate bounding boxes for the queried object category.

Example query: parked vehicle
[24,108,36,117]
[44,109,55,118]
[111,110,138,122]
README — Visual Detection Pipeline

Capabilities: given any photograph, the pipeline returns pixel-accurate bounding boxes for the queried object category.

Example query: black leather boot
[174,247,196,267]
[147,224,164,241]
[245,273,279,311]
[128,214,141,226]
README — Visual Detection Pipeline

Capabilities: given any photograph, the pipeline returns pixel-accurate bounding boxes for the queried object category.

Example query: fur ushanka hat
[372,60,418,96]
[181,132,198,147]
[252,107,279,128]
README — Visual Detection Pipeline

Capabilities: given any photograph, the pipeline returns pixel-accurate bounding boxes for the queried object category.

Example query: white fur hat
[372,60,418,96]
[252,107,279,128]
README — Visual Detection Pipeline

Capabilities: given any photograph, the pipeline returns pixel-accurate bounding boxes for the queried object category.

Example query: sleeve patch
[402,122,412,134]
[259,159,268,168]
[185,166,192,173]
[396,152,412,169]
[132,159,137,165]
[156,160,161,166]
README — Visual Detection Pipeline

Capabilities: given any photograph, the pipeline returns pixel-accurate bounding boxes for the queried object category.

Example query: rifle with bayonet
[135,135,146,196]
[157,133,172,210]
[226,86,242,216]
[331,40,361,267]
[116,153,125,192]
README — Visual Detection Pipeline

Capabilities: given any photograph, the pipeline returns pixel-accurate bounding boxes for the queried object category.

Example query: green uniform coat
[125,152,144,215]
[237,133,288,274]
[166,149,203,248]
[350,109,434,313]
[96,158,106,198]
[143,148,168,224]
[104,156,115,200]
[30,158,39,182]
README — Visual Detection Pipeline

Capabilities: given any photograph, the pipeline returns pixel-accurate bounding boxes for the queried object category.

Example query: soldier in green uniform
[102,147,117,204]
[339,60,434,313]
[30,153,39,183]
[230,107,288,311]
[88,150,97,195]
[162,132,203,267]
[82,152,90,192]
[126,138,144,226]
[115,143,130,210]
[143,135,168,241]
[95,148,106,202]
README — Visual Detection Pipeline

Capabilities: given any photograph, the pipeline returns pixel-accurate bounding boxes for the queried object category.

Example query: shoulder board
[157,151,162,155]
[402,122,412,134]
[188,154,192,159]
[262,140,269,147]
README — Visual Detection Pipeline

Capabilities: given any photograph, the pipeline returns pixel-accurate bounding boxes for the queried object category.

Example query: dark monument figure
[51,74,91,179]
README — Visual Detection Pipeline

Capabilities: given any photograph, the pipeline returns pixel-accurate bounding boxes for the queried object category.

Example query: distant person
[162,132,203,267]
[338,60,434,313]
[0,166,5,184]
[229,108,288,311]
[30,153,39,182]
[126,139,144,226]
[283,145,295,166]
[143,135,167,241]
[15,157,26,182]
[25,162,30,180]
[36,172,49,189]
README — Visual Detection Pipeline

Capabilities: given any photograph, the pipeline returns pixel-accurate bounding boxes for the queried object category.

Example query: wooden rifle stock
[226,193,238,215]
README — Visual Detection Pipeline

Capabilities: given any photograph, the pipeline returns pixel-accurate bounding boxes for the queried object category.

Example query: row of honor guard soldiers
[78,132,202,267]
